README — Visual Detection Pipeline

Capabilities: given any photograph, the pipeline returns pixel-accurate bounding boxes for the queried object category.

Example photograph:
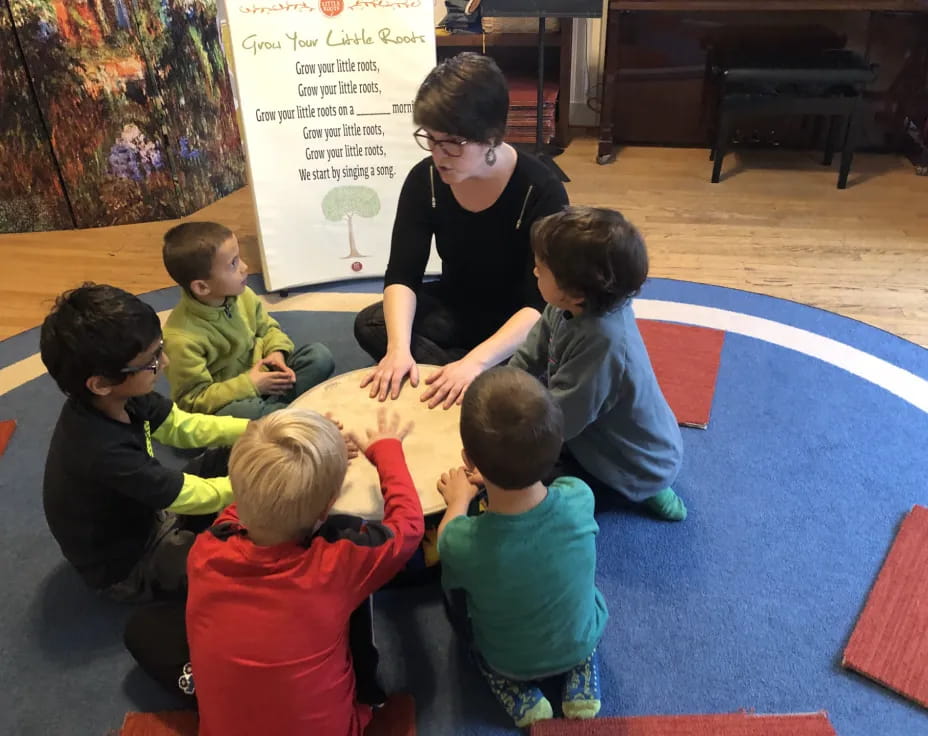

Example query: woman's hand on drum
[421,358,483,410]
[360,348,420,401]
[347,408,414,456]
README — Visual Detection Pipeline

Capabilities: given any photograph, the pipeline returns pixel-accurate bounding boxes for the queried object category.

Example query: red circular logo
[351,261,363,272]
[319,0,343,16]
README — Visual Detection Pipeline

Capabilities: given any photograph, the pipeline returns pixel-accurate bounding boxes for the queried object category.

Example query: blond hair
[229,409,348,542]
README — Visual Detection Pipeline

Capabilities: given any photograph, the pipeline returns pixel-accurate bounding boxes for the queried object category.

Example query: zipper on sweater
[515,185,533,230]
[223,299,232,319]
[433,168,532,227]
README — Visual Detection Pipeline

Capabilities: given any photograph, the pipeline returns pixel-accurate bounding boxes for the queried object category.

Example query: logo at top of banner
[319,0,343,16]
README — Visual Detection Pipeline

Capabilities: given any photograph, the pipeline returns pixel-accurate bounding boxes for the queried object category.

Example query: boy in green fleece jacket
[162,222,335,419]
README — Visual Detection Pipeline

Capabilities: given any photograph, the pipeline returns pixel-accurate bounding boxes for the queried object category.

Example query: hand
[421,358,484,410]
[347,408,414,455]
[326,413,359,461]
[360,348,419,402]
[437,466,481,506]
[261,351,296,383]
[249,360,295,396]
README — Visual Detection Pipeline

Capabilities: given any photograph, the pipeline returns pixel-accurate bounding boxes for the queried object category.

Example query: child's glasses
[121,342,164,374]
[413,127,469,157]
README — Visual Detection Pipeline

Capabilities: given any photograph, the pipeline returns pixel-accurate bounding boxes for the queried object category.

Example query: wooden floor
[2,138,927,346]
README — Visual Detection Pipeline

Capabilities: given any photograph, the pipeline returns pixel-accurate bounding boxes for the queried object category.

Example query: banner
[224,0,437,291]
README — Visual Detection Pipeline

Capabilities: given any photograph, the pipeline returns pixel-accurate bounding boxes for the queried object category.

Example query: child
[161,221,334,419]
[509,205,687,521]
[40,284,248,602]
[437,366,608,728]
[184,408,424,735]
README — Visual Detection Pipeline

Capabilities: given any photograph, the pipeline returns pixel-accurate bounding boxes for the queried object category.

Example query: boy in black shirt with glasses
[40,283,249,602]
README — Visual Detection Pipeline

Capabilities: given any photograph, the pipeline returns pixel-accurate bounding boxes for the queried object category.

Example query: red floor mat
[0,420,16,456]
[530,711,837,735]
[843,504,928,709]
[118,711,196,736]
[366,693,417,736]
[638,320,726,429]
[117,694,415,735]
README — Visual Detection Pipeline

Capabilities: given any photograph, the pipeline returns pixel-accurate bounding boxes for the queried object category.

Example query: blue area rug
[1,278,926,736]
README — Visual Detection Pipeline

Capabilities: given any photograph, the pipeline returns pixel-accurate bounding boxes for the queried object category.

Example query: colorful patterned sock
[643,487,687,521]
[475,658,553,728]
[422,524,441,567]
[561,649,601,719]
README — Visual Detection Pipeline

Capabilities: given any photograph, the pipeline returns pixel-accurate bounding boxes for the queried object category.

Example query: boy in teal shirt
[436,366,608,728]
[162,221,334,418]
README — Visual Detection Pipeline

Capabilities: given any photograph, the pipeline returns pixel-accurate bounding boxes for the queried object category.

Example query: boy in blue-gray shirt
[436,366,608,729]
[509,205,686,521]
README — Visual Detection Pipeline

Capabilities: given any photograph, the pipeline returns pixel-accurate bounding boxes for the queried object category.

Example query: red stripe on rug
[843,504,928,709]
[0,420,16,456]
[530,711,837,735]
[117,694,415,735]
[638,320,725,429]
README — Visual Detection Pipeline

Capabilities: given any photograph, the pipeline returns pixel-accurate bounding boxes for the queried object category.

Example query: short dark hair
[460,366,563,489]
[413,52,509,145]
[40,283,162,403]
[162,221,233,292]
[531,206,649,316]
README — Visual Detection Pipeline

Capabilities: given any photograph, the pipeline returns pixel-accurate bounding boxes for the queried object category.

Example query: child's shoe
[561,649,601,719]
[177,662,195,696]
[643,487,687,521]
[476,657,553,728]
[355,676,387,709]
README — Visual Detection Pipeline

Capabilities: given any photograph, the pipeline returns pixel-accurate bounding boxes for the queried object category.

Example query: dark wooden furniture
[596,0,928,164]
[473,1,602,179]
[709,49,878,187]
[436,27,574,148]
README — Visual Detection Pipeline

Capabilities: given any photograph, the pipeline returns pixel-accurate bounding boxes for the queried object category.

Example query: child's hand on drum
[437,467,481,505]
[347,408,414,456]
[325,413,359,461]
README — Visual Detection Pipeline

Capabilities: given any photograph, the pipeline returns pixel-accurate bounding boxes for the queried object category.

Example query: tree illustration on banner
[321,186,380,259]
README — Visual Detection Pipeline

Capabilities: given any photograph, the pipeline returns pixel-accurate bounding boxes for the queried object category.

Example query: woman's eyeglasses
[121,342,164,375]
[413,128,469,157]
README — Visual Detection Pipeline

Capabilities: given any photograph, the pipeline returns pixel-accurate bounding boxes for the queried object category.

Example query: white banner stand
[223,0,437,292]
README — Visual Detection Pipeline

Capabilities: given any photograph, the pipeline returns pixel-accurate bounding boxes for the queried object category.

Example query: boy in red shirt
[185,407,424,735]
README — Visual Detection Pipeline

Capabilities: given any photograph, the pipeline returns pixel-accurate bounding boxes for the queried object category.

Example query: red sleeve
[320,438,425,601]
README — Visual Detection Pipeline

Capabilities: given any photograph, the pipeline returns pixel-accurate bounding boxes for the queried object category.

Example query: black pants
[124,597,383,704]
[354,283,476,365]
[103,449,230,603]
[546,446,640,513]
[124,512,385,705]
[544,445,602,491]
[123,601,195,703]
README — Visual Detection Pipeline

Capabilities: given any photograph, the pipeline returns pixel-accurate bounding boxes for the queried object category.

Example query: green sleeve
[252,296,294,358]
[167,474,234,514]
[437,516,474,592]
[164,329,258,413]
[151,404,248,449]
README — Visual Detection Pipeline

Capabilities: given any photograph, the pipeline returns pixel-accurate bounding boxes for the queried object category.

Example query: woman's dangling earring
[485,145,497,166]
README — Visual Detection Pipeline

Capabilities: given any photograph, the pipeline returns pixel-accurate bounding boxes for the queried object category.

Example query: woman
[354,52,568,409]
